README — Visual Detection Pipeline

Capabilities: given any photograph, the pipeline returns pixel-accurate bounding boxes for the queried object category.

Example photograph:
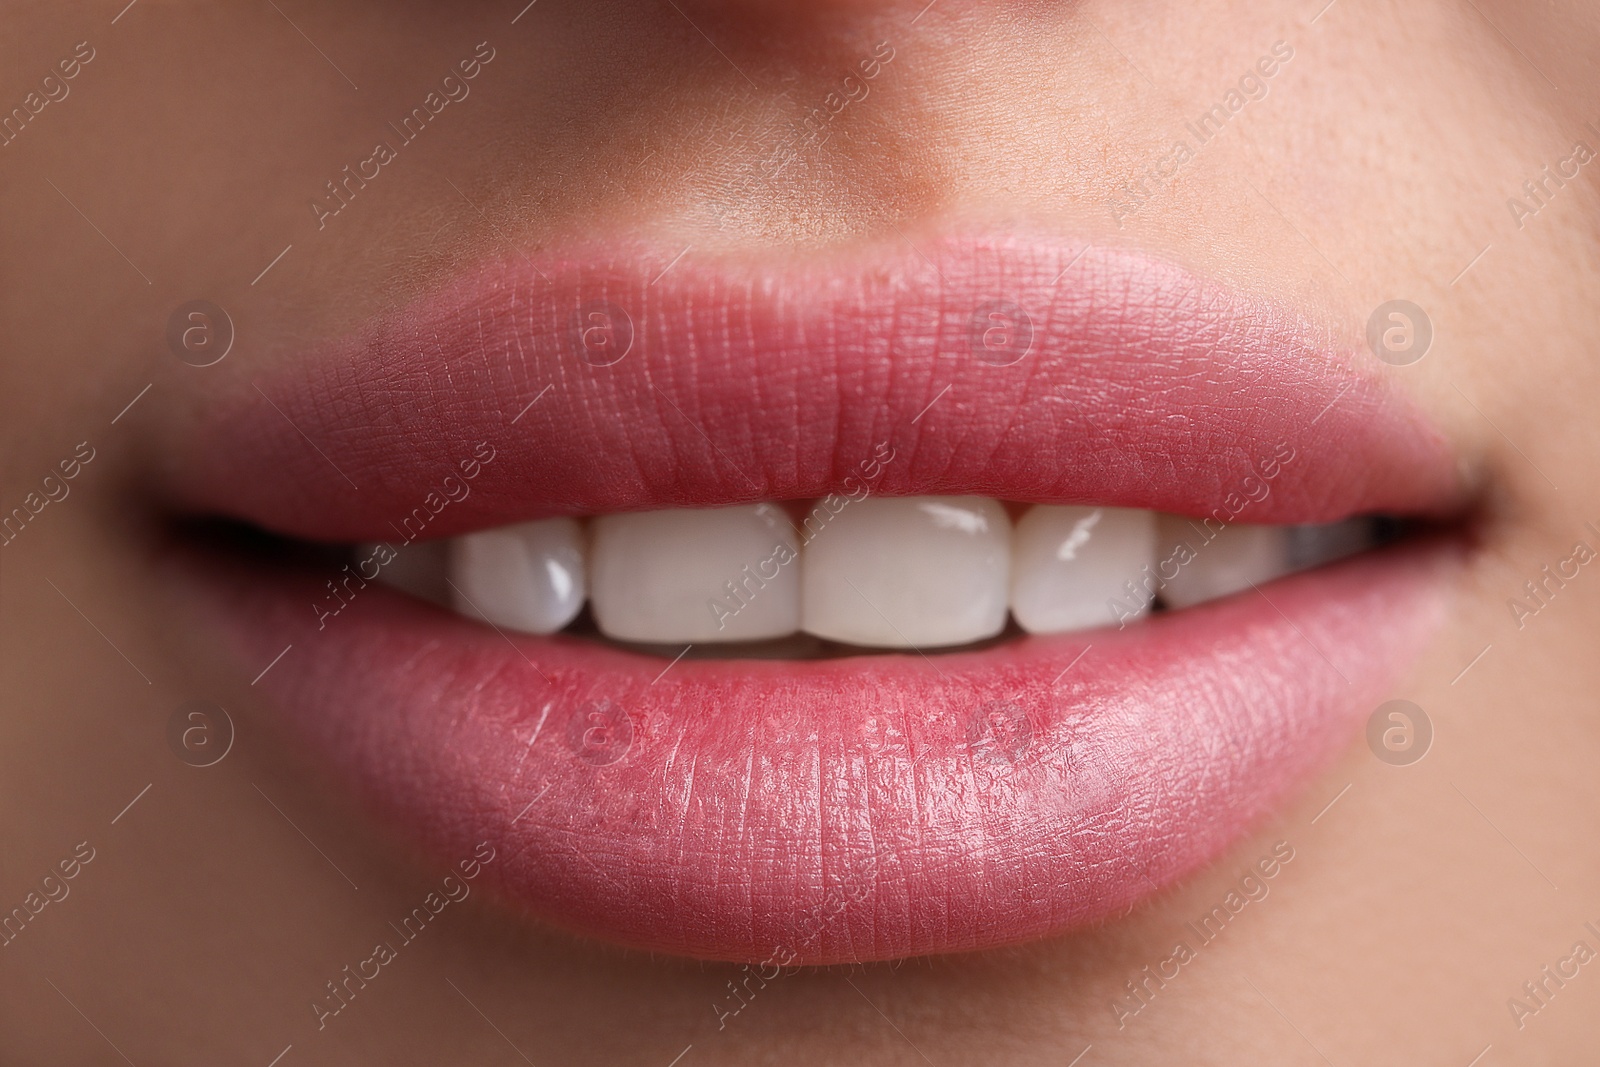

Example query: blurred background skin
[0,0,1598,1063]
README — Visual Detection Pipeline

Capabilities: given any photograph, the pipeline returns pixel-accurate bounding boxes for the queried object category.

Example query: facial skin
[1,0,1598,1062]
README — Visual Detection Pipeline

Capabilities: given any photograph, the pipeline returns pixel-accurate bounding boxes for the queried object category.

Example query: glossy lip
[160,235,1464,963]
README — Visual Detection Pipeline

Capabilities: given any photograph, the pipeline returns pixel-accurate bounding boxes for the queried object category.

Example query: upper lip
[161,234,1462,540]
[160,232,1466,963]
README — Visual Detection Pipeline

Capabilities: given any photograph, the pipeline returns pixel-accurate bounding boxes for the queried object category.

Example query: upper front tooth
[800,495,1011,648]
[590,504,800,643]
[447,518,586,634]
[1011,506,1157,633]
[1154,516,1291,609]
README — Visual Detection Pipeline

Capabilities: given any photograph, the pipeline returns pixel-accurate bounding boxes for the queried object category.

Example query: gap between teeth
[367,499,1375,650]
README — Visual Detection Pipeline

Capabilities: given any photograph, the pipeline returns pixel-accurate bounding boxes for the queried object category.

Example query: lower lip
[173,537,1455,963]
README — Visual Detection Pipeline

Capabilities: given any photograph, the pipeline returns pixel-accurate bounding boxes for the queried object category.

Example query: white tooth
[801,496,1010,648]
[363,540,450,607]
[590,504,800,643]
[447,518,586,634]
[1154,516,1292,609]
[1011,506,1157,633]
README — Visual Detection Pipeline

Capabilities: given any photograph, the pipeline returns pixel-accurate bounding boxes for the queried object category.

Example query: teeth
[590,504,800,643]
[447,518,587,634]
[423,501,1384,647]
[1286,519,1375,570]
[800,496,1010,648]
[365,540,450,607]
[1154,516,1292,610]
[1011,506,1158,633]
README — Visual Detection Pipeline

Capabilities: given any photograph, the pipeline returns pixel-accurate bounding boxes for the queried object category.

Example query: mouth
[159,234,1467,964]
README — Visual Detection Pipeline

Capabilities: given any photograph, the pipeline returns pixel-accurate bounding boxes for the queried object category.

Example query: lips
[160,234,1465,963]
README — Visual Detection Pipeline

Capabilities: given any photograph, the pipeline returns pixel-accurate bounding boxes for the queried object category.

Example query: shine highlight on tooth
[447,518,587,634]
[1011,505,1157,634]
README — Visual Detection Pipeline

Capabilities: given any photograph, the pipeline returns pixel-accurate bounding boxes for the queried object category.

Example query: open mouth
[159,234,1468,964]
